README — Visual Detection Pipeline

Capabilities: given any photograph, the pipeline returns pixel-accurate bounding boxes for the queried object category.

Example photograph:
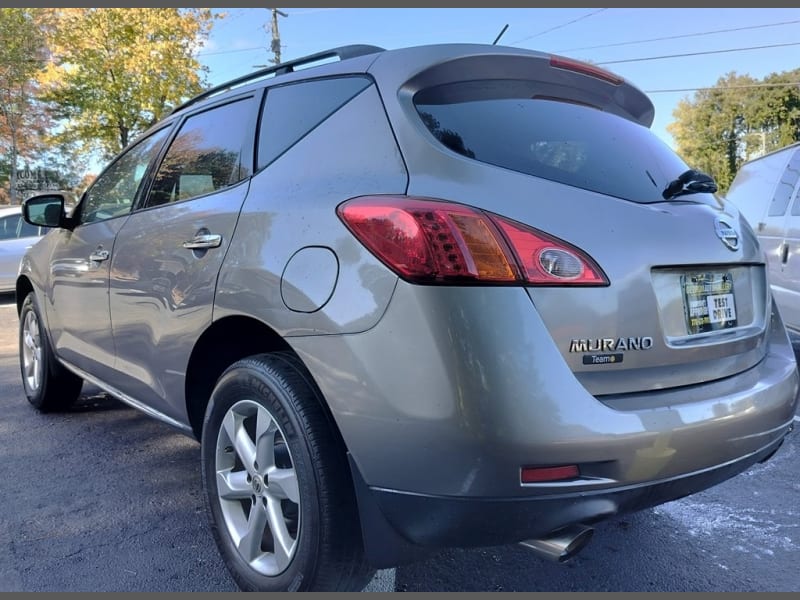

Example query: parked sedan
[0,205,45,293]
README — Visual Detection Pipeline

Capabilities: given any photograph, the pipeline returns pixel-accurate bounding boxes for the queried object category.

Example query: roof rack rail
[171,44,386,115]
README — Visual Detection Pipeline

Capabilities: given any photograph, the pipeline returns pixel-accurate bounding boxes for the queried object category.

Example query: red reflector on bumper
[521,465,580,483]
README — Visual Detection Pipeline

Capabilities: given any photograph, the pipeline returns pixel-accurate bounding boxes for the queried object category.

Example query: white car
[0,205,45,293]
[726,142,800,332]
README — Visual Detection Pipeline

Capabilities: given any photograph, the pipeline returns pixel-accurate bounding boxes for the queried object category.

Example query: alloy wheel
[214,399,300,576]
[21,310,42,392]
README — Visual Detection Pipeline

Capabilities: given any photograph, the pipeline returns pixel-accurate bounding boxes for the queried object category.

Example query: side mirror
[22,193,69,229]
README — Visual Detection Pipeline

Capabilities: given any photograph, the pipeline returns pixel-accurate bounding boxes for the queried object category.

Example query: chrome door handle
[89,249,110,262]
[182,233,222,250]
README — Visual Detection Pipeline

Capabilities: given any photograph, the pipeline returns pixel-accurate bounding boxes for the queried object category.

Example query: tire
[201,352,374,592]
[19,292,83,412]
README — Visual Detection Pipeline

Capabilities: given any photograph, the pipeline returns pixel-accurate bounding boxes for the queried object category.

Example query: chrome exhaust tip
[519,524,594,563]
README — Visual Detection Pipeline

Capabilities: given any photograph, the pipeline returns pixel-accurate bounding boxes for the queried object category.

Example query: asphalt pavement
[0,293,798,591]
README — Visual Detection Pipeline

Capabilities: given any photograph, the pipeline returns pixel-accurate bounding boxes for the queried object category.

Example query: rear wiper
[662,169,718,200]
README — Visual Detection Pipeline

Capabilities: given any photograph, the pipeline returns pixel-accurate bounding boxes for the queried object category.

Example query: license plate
[681,272,737,335]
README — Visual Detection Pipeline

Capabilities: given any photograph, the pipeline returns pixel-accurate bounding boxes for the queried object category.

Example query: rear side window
[778,150,800,216]
[414,80,693,204]
[258,76,372,169]
[145,97,256,207]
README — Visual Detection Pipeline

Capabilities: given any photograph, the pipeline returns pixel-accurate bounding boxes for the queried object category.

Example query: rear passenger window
[781,150,800,216]
[145,97,256,207]
[768,149,800,216]
[258,76,371,169]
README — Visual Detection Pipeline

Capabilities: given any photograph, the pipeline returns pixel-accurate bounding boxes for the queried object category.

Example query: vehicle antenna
[493,24,509,45]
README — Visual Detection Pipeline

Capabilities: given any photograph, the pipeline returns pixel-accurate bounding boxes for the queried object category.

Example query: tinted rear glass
[414,81,696,204]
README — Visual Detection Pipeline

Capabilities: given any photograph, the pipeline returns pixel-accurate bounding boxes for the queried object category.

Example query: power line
[288,8,343,16]
[646,81,800,94]
[511,8,608,45]
[197,24,800,68]
[556,18,800,52]
[596,41,800,65]
[198,7,337,57]
[197,46,262,57]
[197,8,279,57]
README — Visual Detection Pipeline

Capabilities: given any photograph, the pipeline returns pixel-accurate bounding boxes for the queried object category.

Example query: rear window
[414,80,695,204]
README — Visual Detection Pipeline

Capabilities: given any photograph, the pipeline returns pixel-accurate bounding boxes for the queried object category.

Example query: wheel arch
[16,276,34,315]
[185,316,346,450]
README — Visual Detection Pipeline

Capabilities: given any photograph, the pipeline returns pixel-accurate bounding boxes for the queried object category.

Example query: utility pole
[267,8,288,65]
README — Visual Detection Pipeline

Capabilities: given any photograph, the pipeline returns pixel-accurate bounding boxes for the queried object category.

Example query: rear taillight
[337,196,608,286]
[492,214,607,285]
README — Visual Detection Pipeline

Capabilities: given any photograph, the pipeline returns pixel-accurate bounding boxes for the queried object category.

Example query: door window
[781,150,800,216]
[144,97,256,208]
[80,127,172,225]
[0,213,40,240]
[16,217,41,238]
[767,149,800,217]
[0,214,21,240]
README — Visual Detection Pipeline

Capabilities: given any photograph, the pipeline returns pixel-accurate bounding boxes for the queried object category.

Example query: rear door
[108,93,259,422]
[773,149,800,330]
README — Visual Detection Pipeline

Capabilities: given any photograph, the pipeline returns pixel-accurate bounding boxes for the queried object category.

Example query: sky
[196,7,800,151]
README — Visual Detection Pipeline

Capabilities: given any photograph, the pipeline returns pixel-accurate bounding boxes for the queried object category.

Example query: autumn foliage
[1,8,219,203]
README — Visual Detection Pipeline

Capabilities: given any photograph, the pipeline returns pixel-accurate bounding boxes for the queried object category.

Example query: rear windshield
[414,80,698,204]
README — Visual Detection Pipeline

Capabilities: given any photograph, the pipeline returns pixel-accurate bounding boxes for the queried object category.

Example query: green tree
[41,8,218,159]
[0,8,49,204]
[669,70,800,195]
[746,69,800,151]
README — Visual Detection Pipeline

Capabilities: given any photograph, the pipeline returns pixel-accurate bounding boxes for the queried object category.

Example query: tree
[747,69,800,151]
[669,70,800,195]
[41,8,217,159]
[0,8,50,204]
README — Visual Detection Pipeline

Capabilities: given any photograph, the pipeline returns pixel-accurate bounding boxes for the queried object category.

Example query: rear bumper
[288,279,799,567]
[352,432,790,567]
[291,283,799,499]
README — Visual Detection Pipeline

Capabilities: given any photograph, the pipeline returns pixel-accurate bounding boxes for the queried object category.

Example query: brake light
[549,55,623,86]
[337,196,608,286]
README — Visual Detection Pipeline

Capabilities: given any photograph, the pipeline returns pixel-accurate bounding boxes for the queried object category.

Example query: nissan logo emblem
[715,216,739,251]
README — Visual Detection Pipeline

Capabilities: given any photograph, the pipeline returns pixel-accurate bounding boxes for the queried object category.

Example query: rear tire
[201,352,374,592]
[19,292,83,412]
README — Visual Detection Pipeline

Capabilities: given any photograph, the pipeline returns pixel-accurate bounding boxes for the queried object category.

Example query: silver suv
[18,44,798,592]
